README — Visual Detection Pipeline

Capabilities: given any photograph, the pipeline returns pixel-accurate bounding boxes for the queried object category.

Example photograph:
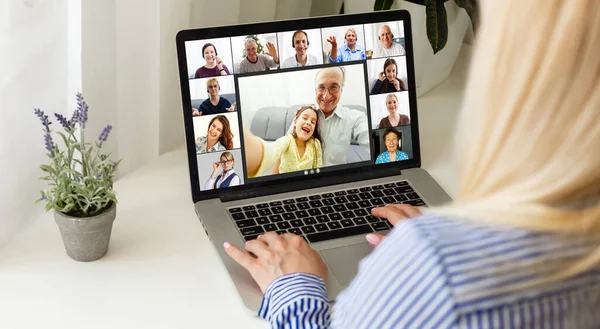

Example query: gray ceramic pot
[54,203,117,262]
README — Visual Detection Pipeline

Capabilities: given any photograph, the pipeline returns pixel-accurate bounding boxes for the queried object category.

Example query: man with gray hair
[372,24,406,58]
[309,66,370,166]
[237,38,280,73]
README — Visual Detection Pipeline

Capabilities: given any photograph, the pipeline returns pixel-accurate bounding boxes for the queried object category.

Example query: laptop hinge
[218,169,402,203]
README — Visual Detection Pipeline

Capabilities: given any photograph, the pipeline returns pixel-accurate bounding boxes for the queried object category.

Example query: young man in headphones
[281,30,322,69]
[372,24,406,58]
[192,78,236,116]
[327,27,366,63]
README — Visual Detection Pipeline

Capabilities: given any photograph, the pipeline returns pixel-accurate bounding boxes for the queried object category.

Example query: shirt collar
[318,105,346,120]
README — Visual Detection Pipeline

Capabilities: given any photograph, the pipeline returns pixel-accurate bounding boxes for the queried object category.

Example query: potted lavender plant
[35,93,120,262]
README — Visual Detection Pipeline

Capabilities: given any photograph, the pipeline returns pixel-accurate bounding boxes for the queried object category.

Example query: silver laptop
[176,9,451,312]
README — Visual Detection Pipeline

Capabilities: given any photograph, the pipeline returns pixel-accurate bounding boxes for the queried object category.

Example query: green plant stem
[80,125,87,177]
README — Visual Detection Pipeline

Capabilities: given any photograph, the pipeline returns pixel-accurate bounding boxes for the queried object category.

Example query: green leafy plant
[34,93,121,217]
[374,0,479,54]
[242,34,264,58]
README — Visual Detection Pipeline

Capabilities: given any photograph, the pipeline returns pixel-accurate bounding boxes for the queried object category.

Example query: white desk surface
[0,46,470,329]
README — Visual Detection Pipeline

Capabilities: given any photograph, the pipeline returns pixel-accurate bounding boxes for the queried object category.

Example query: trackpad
[320,243,373,286]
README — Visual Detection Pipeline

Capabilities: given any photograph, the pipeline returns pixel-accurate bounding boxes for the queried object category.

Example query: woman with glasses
[204,151,240,189]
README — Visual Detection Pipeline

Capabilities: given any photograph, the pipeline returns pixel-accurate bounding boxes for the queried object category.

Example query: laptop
[175,9,451,312]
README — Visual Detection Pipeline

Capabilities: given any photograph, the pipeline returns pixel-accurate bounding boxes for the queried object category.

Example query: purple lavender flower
[54,113,72,132]
[95,173,101,179]
[73,177,81,184]
[34,108,55,157]
[97,124,113,148]
[39,193,46,201]
[74,93,89,128]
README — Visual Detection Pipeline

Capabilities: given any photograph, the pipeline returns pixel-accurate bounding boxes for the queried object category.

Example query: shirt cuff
[258,273,328,320]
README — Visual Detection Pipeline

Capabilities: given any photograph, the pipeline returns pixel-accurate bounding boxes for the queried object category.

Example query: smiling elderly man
[372,24,406,58]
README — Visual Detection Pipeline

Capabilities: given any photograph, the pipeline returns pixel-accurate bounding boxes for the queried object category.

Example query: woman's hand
[210,161,220,178]
[392,79,400,91]
[224,232,328,293]
[365,204,424,247]
[378,71,386,81]
[326,36,337,47]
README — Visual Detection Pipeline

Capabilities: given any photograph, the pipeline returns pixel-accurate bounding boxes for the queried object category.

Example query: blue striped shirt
[258,216,600,328]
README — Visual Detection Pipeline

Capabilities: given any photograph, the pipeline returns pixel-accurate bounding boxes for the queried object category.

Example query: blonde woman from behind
[223,1,600,327]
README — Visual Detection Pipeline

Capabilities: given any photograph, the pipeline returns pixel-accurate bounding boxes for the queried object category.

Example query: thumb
[365,233,385,247]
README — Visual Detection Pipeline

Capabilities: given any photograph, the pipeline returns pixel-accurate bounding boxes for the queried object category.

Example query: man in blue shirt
[327,28,366,63]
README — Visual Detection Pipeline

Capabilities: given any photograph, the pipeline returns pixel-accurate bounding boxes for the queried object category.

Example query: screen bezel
[176,10,421,203]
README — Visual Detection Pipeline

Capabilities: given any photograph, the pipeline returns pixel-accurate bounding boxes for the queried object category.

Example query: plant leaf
[374,0,395,11]
[454,0,479,35]
[424,0,448,53]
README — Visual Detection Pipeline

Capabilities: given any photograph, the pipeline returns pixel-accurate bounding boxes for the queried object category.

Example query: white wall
[237,63,367,127]
[0,1,69,247]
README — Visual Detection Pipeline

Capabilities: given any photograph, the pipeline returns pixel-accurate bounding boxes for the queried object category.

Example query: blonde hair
[206,77,219,89]
[431,0,600,286]
[385,93,398,104]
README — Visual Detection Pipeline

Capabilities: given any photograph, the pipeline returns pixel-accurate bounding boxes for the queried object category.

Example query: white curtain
[0,0,339,247]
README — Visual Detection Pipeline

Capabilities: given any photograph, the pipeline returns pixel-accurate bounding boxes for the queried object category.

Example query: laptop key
[272,206,285,214]
[372,185,385,190]
[308,208,321,216]
[372,222,391,231]
[264,224,277,232]
[334,191,347,196]
[397,181,409,186]
[359,187,372,192]
[231,213,245,220]
[334,196,348,204]
[297,202,310,210]
[295,210,309,218]
[347,194,360,202]
[406,192,420,200]
[382,196,396,204]
[288,228,302,235]
[301,226,316,234]
[245,210,259,218]
[284,204,298,212]
[244,235,259,242]
[346,202,359,210]
[282,213,296,221]
[309,195,322,200]
[321,206,334,214]
[242,205,256,211]
[304,217,317,225]
[306,224,373,243]
[359,192,372,200]
[404,199,427,207]
[329,213,343,221]
[342,211,354,219]
[333,204,347,212]
[277,222,291,230]
[384,183,396,188]
[276,230,287,235]
[269,201,282,206]
[371,198,384,206]
[256,203,269,209]
[269,215,283,223]
[283,199,296,204]
[309,200,323,208]
[371,190,384,198]
[236,219,256,228]
[394,194,408,202]
[290,219,304,227]
[295,197,308,202]
[316,215,329,223]
[395,186,415,194]
[366,215,380,223]
[347,189,359,194]
[322,193,334,198]
[229,207,242,213]
[327,222,342,230]
[322,198,335,206]
[315,224,328,232]
[256,217,269,225]
[353,217,367,225]
[358,200,371,208]
[341,219,354,227]
[258,208,272,216]
[383,189,396,196]
[354,209,368,216]
[241,226,265,236]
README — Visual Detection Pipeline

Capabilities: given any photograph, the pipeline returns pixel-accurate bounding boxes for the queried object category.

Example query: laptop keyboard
[227,181,426,244]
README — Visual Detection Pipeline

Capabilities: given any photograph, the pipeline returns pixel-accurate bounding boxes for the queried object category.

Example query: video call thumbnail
[197,149,245,191]
[372,125,413,164]
[237,63,371,180]
[185,38,235,79]
[369,91,410,129]
[193,112,241,154]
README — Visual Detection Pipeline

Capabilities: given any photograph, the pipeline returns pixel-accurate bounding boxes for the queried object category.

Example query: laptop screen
[177,11,420,201]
